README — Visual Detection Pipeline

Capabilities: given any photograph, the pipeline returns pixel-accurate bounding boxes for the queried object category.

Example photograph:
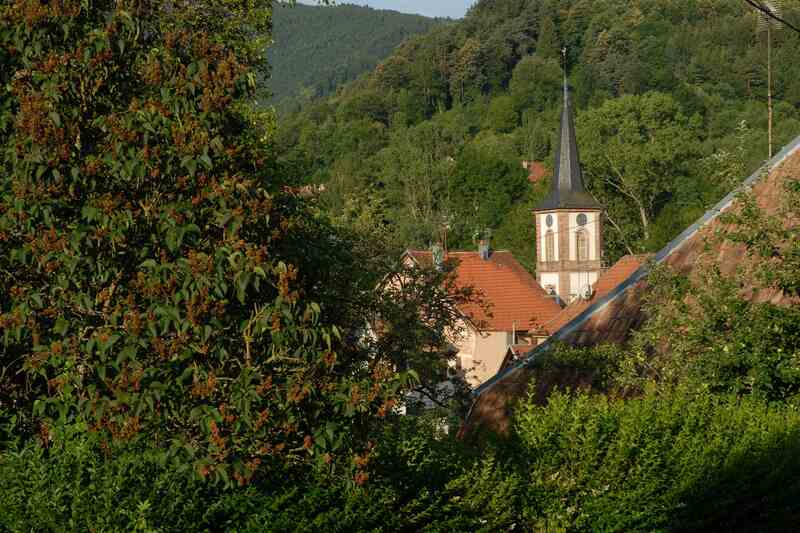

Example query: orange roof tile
[528,161,549,184]
[406,250,562,333]
[497,343,537,374]
[544,255,647,334]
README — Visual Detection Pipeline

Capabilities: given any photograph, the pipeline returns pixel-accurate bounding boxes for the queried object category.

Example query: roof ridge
[472,133,800,400]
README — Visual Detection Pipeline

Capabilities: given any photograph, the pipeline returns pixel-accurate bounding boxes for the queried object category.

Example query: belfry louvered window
[545,230,555,262]
[576,229,589,262]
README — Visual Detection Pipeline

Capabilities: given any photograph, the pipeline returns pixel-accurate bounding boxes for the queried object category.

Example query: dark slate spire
[535,60,601,211]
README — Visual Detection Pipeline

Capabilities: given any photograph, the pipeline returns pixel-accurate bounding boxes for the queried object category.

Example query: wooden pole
[768,22,774,159]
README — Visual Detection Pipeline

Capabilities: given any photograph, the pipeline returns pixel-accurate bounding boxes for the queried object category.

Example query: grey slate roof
[535,84,602,211]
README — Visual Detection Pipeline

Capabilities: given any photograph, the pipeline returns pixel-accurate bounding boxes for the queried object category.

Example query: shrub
[513,385,800,531]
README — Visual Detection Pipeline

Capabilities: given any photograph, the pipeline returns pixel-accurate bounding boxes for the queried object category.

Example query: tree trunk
[638,202,650,241]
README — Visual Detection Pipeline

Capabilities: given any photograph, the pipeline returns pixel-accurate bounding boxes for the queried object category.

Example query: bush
[5,391,800,531]
[0,433,251,532]
[0,416,475,532]
[512,385,800,531]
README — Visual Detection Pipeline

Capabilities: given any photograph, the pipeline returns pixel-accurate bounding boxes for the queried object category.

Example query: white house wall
[539,272,559,297]
[569,271,598,299]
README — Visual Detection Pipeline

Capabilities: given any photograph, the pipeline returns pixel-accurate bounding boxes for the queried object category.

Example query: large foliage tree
[0,0,468,484]
[577,92,701,254]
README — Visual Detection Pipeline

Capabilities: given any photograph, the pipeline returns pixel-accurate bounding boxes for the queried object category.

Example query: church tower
[533,79,603,304]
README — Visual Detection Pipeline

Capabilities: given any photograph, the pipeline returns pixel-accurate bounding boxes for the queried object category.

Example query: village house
[403,80,647,388]
[402,247,561,387]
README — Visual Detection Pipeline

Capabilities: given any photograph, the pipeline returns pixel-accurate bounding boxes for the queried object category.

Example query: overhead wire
[743,0,800,34]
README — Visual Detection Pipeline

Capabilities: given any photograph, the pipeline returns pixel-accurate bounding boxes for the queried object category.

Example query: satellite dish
[580,284,594,301]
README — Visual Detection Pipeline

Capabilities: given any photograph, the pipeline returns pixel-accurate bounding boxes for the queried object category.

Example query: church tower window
[545,230,555,262]
[576,229,589,262]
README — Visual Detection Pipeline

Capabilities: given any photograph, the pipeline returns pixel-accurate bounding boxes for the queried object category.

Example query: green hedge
[4,388,800,531]
[512,386,800,531]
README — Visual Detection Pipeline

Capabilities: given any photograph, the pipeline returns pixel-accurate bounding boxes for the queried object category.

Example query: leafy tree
[577,92,701,253]
[0,0,466,485]
[514,109,556,161]
[484,94,518,133]
[509,55,562,114]
[377,121,459,245]
[535,15,560,60]
[447,140,529,245]
[450,38,487,104]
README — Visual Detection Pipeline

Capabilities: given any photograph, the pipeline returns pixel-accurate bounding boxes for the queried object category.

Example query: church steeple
[532,52,604,305]
[536,66,600,211]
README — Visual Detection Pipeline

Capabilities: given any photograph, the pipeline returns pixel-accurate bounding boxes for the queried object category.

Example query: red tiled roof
[406,250,562,333]
[527,161,548,184]
[497,343,537,374]
[544,255,647,334]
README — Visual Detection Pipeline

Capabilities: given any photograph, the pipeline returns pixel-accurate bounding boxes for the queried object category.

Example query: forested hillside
[268,3,442,112]
[277,0,800,269]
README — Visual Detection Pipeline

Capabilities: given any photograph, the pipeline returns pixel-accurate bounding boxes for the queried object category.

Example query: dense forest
[268,3,441,113]
[3,0,800,531]
[277,0,800,268]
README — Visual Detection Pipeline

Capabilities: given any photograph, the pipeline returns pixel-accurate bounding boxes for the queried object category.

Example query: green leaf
[48,111,61,127]
[54,317,69,336]
[182,157,197,177]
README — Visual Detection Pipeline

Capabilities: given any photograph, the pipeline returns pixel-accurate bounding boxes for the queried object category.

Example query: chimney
[478,239,490,260]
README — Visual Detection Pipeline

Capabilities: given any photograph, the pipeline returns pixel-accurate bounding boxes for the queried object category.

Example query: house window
[545,230,555,262]
[576,229,589,262]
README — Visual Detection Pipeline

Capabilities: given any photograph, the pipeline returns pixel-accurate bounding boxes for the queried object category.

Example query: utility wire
[744,0,800,34]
